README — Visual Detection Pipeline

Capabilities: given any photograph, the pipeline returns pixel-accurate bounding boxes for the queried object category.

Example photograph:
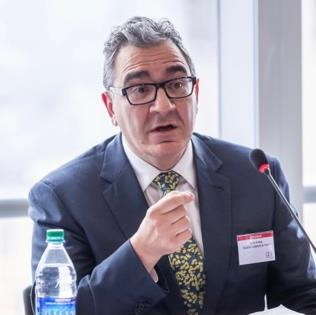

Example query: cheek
[185,106,197,133]
[123,109,147,133]
[181,104,196,124]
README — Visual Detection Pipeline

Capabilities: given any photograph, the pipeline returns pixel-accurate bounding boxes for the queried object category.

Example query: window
[302,0,316,242]
[0,0,218,313]
[0,217,32,314]
[0,0,218,200]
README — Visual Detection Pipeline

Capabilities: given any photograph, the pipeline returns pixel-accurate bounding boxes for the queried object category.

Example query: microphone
[249,148,316,253]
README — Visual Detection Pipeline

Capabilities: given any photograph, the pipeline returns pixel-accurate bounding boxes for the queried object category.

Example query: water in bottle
[35,229,77,315]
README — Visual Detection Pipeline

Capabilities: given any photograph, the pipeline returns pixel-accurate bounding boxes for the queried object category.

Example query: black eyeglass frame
[110,76,197,106]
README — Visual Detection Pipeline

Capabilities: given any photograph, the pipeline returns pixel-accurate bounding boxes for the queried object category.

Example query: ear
[194,78,199,104]
[101,92,114,117]
[101,92,118,126]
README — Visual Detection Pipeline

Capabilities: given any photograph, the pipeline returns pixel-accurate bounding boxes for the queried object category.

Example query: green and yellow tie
[153,171,206,315]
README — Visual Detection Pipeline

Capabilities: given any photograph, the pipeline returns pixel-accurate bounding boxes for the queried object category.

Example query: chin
[148,141,188,164]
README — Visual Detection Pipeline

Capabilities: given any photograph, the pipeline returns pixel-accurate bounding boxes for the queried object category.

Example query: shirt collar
[122,136,196,192]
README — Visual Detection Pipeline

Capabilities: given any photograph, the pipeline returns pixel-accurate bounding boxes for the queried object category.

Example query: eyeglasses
[110,76,196,106]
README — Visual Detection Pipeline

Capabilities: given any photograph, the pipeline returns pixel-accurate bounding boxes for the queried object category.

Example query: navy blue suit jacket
[29,133,316,315]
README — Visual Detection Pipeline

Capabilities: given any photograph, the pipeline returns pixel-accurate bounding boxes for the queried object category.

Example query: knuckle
[176,207,186,218]
[147,208,158,220]
[185,216,191,225]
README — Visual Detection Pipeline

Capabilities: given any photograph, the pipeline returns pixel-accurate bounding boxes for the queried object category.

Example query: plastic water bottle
[35,229,77,315]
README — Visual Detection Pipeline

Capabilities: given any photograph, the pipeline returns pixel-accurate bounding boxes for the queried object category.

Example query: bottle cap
[46,229,64,243]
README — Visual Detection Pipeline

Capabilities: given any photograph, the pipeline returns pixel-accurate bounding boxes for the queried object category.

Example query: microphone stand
[263,168,316,253]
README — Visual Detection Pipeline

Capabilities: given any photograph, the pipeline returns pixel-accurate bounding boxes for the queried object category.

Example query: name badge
[237,231,275,265]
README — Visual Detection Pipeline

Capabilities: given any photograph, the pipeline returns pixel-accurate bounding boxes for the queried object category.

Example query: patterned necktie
[153,171,206,315]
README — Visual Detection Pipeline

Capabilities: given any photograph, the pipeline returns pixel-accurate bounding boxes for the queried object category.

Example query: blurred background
[0,0,315,313]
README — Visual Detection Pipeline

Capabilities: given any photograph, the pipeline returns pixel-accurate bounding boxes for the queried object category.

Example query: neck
[147,149,186,171]
[121,136,189,171]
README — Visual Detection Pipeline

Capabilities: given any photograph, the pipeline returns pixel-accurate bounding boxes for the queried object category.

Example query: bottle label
[36,296,76,315]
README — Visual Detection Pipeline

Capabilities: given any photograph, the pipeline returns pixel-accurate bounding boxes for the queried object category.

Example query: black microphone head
[249,149,270,174]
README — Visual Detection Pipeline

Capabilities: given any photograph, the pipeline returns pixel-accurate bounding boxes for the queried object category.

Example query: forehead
[112,40,190,86]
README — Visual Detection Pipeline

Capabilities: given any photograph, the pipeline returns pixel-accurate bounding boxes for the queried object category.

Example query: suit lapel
[192,135,232,314]
[101,135,185,313]
[100,134,185,313]
[100,134,148,239]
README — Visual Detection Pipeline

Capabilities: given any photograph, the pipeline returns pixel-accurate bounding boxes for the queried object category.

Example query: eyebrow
[123,71,150,86]
[123,64,189,87]
[165,65,188,76]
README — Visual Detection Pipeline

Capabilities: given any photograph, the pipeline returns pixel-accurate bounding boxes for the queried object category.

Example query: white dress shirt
[122,136,204,254]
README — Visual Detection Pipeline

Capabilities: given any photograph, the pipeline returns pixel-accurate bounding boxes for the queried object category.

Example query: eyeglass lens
[126,77,194,105]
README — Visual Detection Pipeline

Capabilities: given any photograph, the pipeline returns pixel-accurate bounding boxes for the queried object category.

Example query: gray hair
[102,16,196,90]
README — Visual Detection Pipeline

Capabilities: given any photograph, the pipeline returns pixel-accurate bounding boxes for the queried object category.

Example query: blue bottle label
[36,296,76,315]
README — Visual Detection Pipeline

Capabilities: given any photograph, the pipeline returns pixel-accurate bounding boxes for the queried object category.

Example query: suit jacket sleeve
[266,157,316,314]
[29,179,166,315]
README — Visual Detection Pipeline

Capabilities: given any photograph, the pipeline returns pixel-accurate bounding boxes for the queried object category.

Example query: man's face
[102,40,199,170]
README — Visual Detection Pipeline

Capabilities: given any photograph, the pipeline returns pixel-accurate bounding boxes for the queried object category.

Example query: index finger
[154,191,195,214]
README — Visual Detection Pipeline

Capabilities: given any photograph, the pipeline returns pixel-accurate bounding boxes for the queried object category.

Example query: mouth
[152,124,177,132]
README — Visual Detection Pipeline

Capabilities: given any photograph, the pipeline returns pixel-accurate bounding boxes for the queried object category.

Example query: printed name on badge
[237,231,275,266]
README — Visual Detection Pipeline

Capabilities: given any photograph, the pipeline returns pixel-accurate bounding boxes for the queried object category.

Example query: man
[29,16,316,315]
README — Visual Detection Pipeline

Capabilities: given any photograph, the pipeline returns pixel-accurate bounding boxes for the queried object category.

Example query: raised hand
[130,191,194,273]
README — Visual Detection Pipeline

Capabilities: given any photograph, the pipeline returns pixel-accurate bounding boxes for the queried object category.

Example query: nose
[150,87,175,113]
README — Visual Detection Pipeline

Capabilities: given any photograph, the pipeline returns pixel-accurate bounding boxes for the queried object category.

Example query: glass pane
[303,203,316,245]
[0,0,218,199]
[0,217,33,315]
[1,1,218,315]
[302,0,316,186]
